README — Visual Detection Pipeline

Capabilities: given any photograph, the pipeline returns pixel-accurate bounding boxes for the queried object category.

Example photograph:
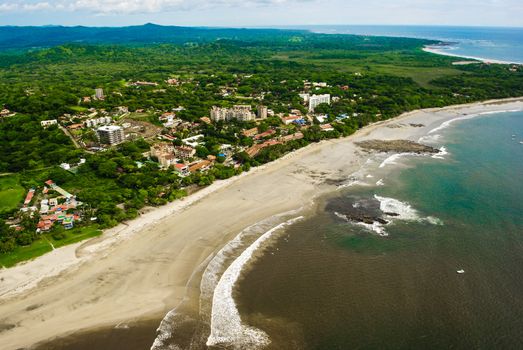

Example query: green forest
[1,26,522,265]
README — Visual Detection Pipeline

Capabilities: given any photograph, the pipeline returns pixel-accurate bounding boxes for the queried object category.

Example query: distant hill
[0,23,307,50]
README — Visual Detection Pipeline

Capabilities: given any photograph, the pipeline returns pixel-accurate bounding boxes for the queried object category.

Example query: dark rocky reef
[355,139,439,154]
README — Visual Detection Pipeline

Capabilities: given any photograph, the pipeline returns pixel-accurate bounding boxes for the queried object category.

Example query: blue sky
[0,0,522,27]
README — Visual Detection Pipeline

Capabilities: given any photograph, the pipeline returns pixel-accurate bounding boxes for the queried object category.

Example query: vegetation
[0,25,521,265]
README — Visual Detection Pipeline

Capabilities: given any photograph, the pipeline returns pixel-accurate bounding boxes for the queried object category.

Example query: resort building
[309,94,331,112]
[96,125,125,145]
[210,105,256,122]
[150,142,177,168]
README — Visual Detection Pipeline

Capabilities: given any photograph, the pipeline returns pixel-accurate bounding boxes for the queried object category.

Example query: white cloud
[0,0,308,14]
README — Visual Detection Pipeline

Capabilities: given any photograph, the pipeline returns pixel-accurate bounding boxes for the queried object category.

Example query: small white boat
[457,269,465,274]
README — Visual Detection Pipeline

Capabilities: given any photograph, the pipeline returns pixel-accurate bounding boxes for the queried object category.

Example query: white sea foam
[366,174,374,178]
[346,195,443,236]
[338,180,370,189]
[432,146,449,159]
[375,195,420,221]
[206,216,304,349]
[428,108,523,135]
[418,133,442,144]
[151,208,304,350]
[379,153,413,168]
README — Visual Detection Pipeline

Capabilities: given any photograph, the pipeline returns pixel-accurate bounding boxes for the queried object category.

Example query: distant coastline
[423,45,522,65]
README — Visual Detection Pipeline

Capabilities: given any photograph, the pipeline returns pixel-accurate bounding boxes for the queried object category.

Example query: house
[200,117,212,125]
[281,115,302,125]
[173,163,190,176]
[320,124,335,132]
[189,160,212,173]
[254,129,276,140]
[242,127,258,137]
[280,132,304,143]
[67,123,84,130]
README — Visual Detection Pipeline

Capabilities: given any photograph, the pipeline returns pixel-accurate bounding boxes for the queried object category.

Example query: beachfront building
[309,94,331,112]
[210,105,256,122]
[150,142,177,168]
[173,163,190,176]
[96,125,125,145]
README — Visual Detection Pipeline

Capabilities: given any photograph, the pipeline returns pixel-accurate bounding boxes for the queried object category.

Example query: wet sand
[0,97,522,350]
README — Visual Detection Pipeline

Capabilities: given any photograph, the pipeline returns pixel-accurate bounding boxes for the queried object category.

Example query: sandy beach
[423,46,522,65]
[0,97,522,350]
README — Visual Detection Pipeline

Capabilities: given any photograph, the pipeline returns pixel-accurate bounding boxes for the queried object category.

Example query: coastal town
[3,75,359,240]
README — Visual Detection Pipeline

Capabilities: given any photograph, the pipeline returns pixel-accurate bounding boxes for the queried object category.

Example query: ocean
[32,26,523,350]
[290,25,523,64]
[234,110,523,349]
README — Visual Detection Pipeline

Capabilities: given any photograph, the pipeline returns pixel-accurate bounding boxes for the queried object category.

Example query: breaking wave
[336,195,443,236]
[379,153,413,168]
[206,216,304,349]
[432,146,449,159]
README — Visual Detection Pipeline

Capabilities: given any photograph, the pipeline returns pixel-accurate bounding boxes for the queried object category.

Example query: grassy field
[0,225,102,268]
[274,49,464,88]
[0,175,25,213]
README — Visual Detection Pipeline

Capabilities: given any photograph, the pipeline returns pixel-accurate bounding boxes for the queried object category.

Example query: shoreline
[422,46,522,65]
[0,97,522,350]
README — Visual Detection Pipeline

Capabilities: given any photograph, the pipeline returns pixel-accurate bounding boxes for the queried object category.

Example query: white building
[95,88,104,100]
[97,125,125,145]
[309,94,331,112]
[41,119,58,128]
[210,105,255,122]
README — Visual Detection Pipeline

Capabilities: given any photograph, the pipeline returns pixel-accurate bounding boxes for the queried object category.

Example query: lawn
[0,225,102,268]
[0,175,25,213]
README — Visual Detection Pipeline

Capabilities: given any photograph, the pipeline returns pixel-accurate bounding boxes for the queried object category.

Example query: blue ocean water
[293,25,523,64]
[236,111,523,349]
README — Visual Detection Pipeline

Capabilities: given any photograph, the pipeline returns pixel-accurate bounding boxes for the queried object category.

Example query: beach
[0,97,522,350]
[422,46,521,65]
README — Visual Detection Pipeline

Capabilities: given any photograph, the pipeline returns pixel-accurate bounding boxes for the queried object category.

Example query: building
[189,160,212,173]
[175,146,196,160]
[173,163,190,176]
[95,88,105,100]
[41,119,58,128]
[256,105,268,120]
[96,125,125,145]
[320,124,335,132]
[210,105,255,122]
[299,93,310,103]
[309,94,331,112]
[150,142,177,168]
[280,132,304,143]
[242,127,258,137]
[85,116,112,128]
[280,115,303,125]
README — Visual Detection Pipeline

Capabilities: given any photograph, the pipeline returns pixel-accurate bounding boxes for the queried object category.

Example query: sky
[0,0,522,27]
